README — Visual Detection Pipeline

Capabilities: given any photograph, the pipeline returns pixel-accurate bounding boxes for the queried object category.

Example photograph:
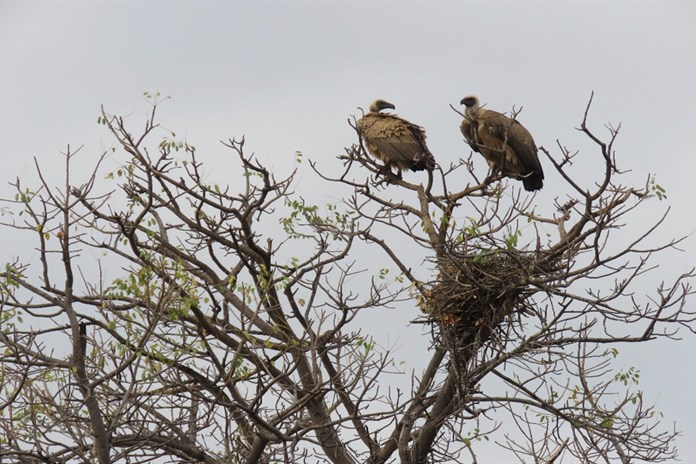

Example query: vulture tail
[522,173,544,192]
[411,152,436,172]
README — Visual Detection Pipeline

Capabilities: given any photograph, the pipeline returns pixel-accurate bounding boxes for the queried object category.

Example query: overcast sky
[1,2,695,462]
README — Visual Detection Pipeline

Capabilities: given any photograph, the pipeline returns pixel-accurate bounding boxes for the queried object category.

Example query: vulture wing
[460,117,481,154]
[358,113,435,172]
[478,110,544,191]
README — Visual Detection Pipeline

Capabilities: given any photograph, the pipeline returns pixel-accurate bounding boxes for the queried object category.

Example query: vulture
[356,99,436,173]
[460,95,544,191]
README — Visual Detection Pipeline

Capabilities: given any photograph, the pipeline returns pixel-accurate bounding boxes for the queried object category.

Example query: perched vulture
[356,99,436,173]
[460,95,544,191]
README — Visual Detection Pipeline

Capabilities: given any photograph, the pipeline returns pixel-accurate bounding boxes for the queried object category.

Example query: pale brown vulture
[460,95,544,191]
[356,99,435,173]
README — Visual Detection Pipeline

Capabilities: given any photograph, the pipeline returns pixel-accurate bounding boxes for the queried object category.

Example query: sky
[1,1,695,462]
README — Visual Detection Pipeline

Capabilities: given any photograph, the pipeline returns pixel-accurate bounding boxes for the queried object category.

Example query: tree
[0,92,693,464]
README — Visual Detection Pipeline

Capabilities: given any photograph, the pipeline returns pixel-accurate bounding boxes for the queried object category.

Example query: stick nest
[420,249,547,356]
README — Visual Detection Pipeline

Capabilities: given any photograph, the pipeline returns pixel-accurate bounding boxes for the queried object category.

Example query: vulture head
[460,95,480,108]
[369,99,396,113]
[460,95,482,120]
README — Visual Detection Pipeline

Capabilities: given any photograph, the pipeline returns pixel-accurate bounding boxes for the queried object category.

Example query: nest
[420,249,545,365]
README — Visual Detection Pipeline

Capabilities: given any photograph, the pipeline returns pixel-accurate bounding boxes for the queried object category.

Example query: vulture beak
[460,96,478,107]
[382,101,396,111]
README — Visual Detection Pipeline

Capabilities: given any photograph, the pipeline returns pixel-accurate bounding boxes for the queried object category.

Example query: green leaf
[600,418,614,428]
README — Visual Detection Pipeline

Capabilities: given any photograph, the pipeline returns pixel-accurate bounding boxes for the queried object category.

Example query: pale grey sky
[1,1,695,461]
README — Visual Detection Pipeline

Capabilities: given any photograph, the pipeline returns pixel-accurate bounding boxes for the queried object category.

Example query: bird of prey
[356,99,435,173]
[460,95,544,191]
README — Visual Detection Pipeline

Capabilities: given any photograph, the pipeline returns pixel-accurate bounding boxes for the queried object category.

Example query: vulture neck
[465,104,484,121]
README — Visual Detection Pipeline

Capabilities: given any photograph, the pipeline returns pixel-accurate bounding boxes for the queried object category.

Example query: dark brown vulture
[356,99,435,173]
[460,95,544,191]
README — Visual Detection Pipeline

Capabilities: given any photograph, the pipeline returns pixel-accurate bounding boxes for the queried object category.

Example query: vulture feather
[356,99,435,173]
[460,95,544,191]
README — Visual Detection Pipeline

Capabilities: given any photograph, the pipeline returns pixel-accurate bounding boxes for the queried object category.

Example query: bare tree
[0,92,693,464]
